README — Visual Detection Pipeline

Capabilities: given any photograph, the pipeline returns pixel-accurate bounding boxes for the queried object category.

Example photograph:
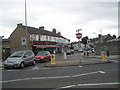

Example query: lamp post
[25,0,28,50]
[76,29,82,63]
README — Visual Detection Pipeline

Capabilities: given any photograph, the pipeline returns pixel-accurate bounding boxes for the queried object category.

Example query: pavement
[45,59,111,67]
[45,53,119,67]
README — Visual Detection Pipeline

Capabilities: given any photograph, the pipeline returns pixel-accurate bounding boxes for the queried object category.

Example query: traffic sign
[76,33,82,39]
[22,37,26,45]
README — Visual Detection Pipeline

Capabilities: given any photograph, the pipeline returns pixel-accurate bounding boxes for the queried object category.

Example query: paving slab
[45,59,112,67]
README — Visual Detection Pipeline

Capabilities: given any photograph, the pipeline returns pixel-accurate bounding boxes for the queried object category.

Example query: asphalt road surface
[1,53,119,89]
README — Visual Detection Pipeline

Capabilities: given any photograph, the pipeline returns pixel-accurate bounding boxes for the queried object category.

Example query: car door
[46,52,51,59]
[28,51,35,63]
[23,51,31,65]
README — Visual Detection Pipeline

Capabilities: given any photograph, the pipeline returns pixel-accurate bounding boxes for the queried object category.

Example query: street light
[25,0,28,50]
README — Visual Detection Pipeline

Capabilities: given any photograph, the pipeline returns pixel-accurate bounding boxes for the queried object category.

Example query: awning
[33,45,59,48]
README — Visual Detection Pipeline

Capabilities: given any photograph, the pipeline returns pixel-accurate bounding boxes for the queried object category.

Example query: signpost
[76,29,82,63]
[22,37,26,45]
[76,33,82,39]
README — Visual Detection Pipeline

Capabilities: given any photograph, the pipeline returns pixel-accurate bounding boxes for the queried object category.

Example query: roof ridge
[22,25,68,39]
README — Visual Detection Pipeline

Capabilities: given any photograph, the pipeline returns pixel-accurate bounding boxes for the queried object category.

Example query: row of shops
[2,23,70,61]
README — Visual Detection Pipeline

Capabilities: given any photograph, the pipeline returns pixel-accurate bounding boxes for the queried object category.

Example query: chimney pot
[17,23,22,27]
[52,28,56,33]
[39,26,44,30]
[58,32,61,35]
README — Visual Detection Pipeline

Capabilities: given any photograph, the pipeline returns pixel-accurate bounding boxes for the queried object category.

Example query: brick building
[94,34,119,55]
[9,23,70,54]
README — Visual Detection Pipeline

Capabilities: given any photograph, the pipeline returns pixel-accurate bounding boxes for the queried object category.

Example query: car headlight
[40,57,44,59]
[5,60,7,63]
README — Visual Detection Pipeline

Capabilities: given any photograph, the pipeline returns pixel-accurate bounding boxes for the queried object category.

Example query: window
[46,36,48,41]
[36,35,39,41]
[49,36,51,41]
[39,35,41,41]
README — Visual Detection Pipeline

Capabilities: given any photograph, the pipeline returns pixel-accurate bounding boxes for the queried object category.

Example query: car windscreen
[9,51,24,57]
[36,52,47,56]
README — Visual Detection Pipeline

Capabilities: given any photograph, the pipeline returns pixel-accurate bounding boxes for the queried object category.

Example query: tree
[81,36,88,47]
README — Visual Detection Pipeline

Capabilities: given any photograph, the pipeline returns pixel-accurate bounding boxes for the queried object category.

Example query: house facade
[10,23,70,54]
[106,38,120,55]
[71,41,85,51]
[94,34,114,55]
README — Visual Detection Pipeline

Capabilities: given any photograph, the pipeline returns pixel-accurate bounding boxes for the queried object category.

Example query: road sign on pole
[22,37,26,45]
[76,30,82,63]
[76,33,82,39]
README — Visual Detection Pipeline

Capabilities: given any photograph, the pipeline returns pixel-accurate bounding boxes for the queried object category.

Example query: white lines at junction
[54,82,120,89]
[2,70,106,83]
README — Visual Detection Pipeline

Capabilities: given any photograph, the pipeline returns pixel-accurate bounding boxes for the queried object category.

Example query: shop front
[31,41,60,55]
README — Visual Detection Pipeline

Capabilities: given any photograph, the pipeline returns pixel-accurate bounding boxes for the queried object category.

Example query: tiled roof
[22,26,68,40]
[107,38,120,42]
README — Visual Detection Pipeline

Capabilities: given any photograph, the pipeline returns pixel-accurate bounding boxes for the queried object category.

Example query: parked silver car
[4,50,36,69]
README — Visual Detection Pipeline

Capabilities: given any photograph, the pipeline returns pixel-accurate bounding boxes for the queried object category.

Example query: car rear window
[36,52,47,56]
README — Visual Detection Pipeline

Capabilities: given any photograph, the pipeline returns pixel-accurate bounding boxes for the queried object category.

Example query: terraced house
[10,23,70,54]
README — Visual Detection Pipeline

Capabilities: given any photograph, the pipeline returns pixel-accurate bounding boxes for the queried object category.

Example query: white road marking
[55,82,120,89]
[60,85,76,89]
[98,71,106,74]
[31,77,47,80]
[6,70,21,72]
[32,66,40,70]
[47,76,70,79]
[77,82,120,87]
[1,78,30,83]
[78,66,82,67]
[72,71,98,77]
[2,70,106,83]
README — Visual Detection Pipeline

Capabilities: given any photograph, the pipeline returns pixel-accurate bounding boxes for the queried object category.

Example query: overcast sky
[0,0,119,42]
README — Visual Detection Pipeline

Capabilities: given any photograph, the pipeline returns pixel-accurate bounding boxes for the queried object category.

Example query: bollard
[102,55,107,60]
[64,52,67,59]
[101,51,107,61]
[51,54,56,64]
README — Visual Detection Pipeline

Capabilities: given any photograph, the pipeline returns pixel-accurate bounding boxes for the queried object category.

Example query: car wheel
[32,60,36,65]
[45,59,47,62]
[4,67,8,69]
[20,62,24,69]
[49,59,51,62]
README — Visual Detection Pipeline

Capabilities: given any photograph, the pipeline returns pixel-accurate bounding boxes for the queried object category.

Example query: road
[1,52,119,89]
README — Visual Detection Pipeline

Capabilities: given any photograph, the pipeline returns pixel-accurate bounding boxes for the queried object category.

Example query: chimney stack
[58,32,61,35]
[17,23,22,27]
[52,28,56,34]
[39,26,44,30]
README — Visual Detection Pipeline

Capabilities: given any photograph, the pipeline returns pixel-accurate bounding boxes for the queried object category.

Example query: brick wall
[95,41,120,55]
[10,25,31,53]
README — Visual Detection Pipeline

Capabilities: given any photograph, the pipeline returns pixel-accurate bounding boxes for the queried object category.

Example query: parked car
[4,50,35,69]
[70,49,74,54]
[65,50,72,55]
[35,51,53,62]
[78,49,83,53]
